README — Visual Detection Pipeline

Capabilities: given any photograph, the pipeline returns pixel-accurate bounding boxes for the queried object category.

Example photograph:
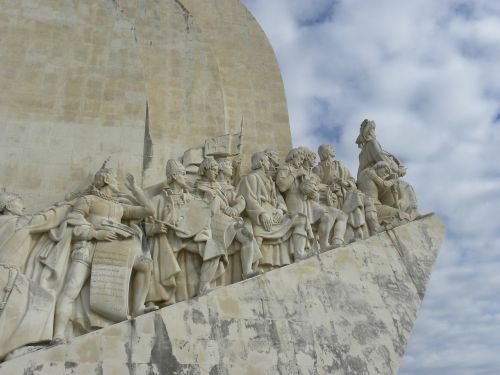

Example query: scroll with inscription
[90,238,139,321]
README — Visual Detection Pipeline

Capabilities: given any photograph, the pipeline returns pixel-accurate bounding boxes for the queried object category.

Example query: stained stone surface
[0,0,292,210]
[0,214,445,375]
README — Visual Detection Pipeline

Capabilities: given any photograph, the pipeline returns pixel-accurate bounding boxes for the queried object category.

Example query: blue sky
[242,1,500,374]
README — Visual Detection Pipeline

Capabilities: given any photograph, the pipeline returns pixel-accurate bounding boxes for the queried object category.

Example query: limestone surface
[0,0,292,210]
[0,214,445,375]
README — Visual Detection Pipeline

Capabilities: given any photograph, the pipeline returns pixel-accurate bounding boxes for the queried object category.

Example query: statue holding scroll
[0,192,70,359]
[52,165,154,343]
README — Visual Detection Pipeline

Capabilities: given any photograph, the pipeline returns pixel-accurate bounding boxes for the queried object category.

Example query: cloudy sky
[242,0,500,374]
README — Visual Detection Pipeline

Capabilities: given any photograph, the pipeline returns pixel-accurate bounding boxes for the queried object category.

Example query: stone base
[0,214,445,374]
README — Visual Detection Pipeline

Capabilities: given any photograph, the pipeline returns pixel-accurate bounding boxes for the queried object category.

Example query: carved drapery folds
[0,120,420,360]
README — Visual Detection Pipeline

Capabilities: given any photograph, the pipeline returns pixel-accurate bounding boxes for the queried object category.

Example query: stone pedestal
[0,214,445,374]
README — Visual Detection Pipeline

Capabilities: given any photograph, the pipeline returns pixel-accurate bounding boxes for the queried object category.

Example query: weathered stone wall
[0,214,445,374]
[0,0,292,210]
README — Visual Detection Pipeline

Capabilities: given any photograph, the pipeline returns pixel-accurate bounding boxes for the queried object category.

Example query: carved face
[104,173,119,192]
[303,152,316,168]
[260,155,270,173]
[266,150,280,167]
[219,161,233,178]
[173,168,187,185]
[291,153,304,168]
[327,145,335,159]
[7,197,25,215]
[205,164,219,182]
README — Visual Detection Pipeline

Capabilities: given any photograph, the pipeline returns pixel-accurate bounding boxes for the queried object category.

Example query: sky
[241,0,500,374]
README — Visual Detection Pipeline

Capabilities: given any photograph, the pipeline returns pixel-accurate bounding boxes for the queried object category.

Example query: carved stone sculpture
[0,117,429,363]
[356,119,420,220]
[197,158,262,284]
[0,192,70,359]
[278,148,347,251]
[238,152,309,270]
[357,161,411,229]
[145,160,227,307]
[314,144,369,241]
[51,167,154,343]
[263,148,282,180]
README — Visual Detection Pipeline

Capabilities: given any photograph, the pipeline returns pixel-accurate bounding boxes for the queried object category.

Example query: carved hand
[260,213,273,231]
[155,223,169,234]
[94,230,118,241]
[224,206,239,218]
[383,180,394,188]
[125,173,138,192]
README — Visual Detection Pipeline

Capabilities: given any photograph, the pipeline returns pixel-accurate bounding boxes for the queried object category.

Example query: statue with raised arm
[356,119,420,220]
[52,165,155,344]
[145,160,227,308]
[277,148,347,251]
[0,191,70,359]
[238,152,309,270]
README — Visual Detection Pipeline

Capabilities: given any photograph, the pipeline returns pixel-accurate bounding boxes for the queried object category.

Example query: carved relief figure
[356,119,420,220]
[146,160,227,308]
[282,148,347,251]
[197,158,262,284]
[0,192,70,358]
[357,161,411,229]
[52,166,154,343]
[238,152,309,270]
[313,144,369,241]
[263,148,281,181]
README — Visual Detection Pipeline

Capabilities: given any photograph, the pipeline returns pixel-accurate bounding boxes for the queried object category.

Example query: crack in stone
[386,229,424,300]
[173,0,192,32]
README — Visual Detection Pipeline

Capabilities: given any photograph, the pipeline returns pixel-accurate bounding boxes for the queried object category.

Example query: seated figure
[238,152,309,270]
[145,160,227,308]
[52,165,155,343]
[0,192,70,359]
[356,119,420,220]
[197,158,262,284]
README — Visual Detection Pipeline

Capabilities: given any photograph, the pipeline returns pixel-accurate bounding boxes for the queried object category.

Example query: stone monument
[0,1,444,374]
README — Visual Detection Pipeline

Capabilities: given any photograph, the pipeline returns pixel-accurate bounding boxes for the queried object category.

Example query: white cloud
[243,0,500,373]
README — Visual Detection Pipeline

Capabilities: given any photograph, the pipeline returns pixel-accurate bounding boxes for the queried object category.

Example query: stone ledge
[0,214,445,375]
